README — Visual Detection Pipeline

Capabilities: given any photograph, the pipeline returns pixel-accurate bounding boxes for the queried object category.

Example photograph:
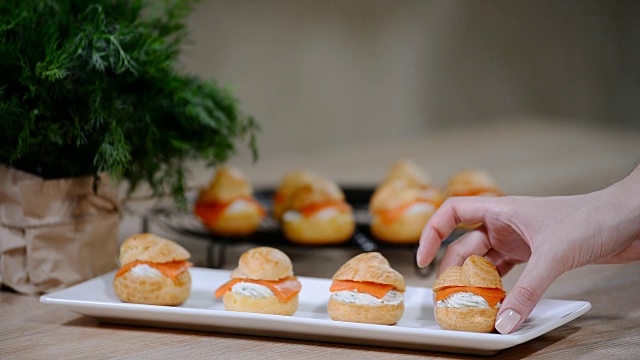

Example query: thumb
[495,255,563,334]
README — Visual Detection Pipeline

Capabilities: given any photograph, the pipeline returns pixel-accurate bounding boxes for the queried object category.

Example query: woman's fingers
[483,248,518,276]
[482,248,503,267]
[437,228,492,276]
[493,256,518,277]
[417,197,495,268]
[495,254,564,334]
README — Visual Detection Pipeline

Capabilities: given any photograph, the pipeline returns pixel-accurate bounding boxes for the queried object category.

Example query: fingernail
[416,250,429,269]
[495,309,521,334]
[416,247,424,267]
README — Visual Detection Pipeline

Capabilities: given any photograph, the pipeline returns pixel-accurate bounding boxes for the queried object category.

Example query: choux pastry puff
[271,169,320,222]
[113,233,193,306]
[280,175,355,245]
[369,160,443,244]
[445,169,503,198]
[194,166,266,237]
[214,247,302,315]
[433,255,506,332]
[328,252,406,325]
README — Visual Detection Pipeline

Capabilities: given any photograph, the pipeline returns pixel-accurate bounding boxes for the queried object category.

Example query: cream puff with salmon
[369,180,443,244]
[380,159,432,188]
[194,166,266,237]
[433,255,506,332]
[369,161,443,244]
[445,169,502,198]
[280,176,355,245]
[113,233,193,306]
[271,169,320,222]
[328,252,406,325]
[215,247,302,315]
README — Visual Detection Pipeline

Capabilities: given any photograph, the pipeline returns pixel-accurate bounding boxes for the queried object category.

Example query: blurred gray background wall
[180,0,640,159]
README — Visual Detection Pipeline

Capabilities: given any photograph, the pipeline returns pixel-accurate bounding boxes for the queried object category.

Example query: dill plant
[0,0,258,208]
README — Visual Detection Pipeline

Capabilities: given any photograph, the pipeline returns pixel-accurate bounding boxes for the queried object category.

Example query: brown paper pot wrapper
[0,165,119,294]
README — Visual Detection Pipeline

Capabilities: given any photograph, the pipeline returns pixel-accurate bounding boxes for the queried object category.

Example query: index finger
[416,197,494,268]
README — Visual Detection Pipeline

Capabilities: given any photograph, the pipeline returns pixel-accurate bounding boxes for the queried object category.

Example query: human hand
[416,167,640,334]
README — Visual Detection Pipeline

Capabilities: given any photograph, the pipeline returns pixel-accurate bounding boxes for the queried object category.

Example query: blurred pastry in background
[113,233,193,306]
[272,169,319,221]
[445,169,503,198]
[328,252,406,325]
[369,160,443,244]
[370,181,443,244]
[381,159,431,188]
[215,246,301,315]
[194,166,266,237]
[281,176,355,245]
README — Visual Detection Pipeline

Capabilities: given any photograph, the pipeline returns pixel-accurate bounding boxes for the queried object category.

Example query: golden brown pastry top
[369,180,441,213]
[446,169,500,196]
[381,159,431,188]
[230,247,294,281]
[286,177,346,211]
[332,252,406,292]
[197,166,253,204]
[433,255,503,291]
[275,169,319,199]
[119,233,191,266]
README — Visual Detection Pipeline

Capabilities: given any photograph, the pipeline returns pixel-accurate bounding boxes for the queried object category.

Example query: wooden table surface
[2,120,639,359]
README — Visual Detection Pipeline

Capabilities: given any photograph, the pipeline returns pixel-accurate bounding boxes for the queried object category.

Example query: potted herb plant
[0,0,258,294]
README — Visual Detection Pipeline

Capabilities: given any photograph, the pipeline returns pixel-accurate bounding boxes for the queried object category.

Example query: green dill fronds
[0,0,259,208]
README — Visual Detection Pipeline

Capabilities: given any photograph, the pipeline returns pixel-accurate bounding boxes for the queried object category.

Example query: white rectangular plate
[40,267,590,355]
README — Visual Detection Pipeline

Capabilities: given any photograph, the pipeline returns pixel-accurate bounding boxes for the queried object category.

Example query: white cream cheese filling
[419,188,440,199]
[332,290,404,306]
[231,282,274,298]
[128,264,163,278]
[436,292,500,309]
[282,208,341,222]
[403,202,435,215]
[282,210,302,222]
[312,208,342,219]
[225,199,256,214]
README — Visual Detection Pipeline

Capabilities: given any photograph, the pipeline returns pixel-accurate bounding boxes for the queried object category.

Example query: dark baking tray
[143,186,462,277]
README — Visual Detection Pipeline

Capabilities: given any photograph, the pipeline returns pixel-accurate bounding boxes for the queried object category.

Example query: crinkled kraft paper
[0,165,119,294]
